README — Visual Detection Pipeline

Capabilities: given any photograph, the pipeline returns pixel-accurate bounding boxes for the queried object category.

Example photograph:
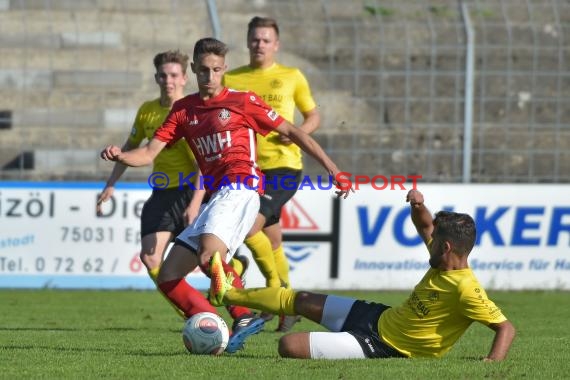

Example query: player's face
[155,62,187,99]
[247,26,279,68]
[191,53,227,98]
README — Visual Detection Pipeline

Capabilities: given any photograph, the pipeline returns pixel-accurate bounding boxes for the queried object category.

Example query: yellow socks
[229,257,244,277]
[226,286,297,315]
[149,267,184,317]
[245,231,281,287]
[149,267,160,282]
[273,245,291,288]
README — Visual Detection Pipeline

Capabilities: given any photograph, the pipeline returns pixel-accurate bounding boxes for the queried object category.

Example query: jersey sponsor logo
[267,109,279,121]
[188,117,198,126]
[270,79,283,89]
[261,94,284,103]
[192,131,232,158]
[280,199,318,230]
[218,108,231,124]
[407,291,431,318]
[428,291,439,302]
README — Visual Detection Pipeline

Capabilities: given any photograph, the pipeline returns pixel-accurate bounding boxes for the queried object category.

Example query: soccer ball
[182,312,230,355]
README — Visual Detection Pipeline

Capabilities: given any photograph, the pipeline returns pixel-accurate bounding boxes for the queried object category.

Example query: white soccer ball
[182,312,230,355]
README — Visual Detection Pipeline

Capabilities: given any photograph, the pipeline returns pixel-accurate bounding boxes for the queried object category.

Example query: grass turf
[1,289,568,379]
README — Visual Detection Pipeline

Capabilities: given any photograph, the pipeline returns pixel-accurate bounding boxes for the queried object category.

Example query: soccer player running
[97,50,200,316]
[209,189,516,360]
[224,16,320,331]
[100,38,351,353]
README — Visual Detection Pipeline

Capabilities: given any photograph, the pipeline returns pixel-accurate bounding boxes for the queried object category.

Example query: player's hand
[96,187,114,216]
[100,145,123,161]
[278,134,293,145]
[333,176,355,199]
[406,189,424,206]
[183,203,200,226]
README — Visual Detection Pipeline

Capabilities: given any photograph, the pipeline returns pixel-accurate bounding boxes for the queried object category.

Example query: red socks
[158,279,216,318]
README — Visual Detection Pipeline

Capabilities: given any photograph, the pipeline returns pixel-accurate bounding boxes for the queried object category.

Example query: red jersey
[154,87,284,194]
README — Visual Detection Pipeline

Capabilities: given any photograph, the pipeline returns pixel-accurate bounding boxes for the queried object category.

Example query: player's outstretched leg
[209,251,234,306]
[230,253,250,286]
[210,252,264,353]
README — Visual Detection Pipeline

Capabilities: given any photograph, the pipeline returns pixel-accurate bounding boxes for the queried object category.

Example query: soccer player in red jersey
[100,38,351,353]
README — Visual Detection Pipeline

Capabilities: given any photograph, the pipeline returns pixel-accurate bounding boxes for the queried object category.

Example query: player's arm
[406,189,433,244]
[279,108,320,144]
[294,70,320,135]
[104,139,138,183]
[97,139,139,215]
[484,320,516,361]
[299,108,320,135]
[274,120,352,198]
[100,137,166,167]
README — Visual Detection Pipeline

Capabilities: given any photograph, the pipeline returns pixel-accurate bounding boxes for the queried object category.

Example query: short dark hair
[247,16,280,38]
[193,38,228,61]
[153,50,189,74]
[433,211,476,255]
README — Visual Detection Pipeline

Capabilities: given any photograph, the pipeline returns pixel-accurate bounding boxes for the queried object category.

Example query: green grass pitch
[1,289,568,379]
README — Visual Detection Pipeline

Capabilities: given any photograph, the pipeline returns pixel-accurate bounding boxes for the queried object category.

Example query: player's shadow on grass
[3,344,274,358]
[0,326,176,332]
[2,344,186,357]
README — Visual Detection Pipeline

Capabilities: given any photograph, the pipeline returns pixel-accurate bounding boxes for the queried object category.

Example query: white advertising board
[234,189,334,288]
[0,182,210,289]
[339,184,570,290]
[1,182,568,290]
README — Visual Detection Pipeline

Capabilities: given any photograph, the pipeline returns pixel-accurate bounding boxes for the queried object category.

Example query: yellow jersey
[129,98,197,189]
[379,244,507,358]
[223,63,317,170]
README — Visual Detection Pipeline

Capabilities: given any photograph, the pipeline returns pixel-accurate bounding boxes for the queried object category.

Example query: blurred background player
[100,38,349,352]
[97,50,200,316]
[224,16,321,332]
[209,189,515,360]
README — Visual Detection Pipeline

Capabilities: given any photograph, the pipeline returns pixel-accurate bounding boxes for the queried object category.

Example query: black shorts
[140,186,194,237]
[260,168,302,227]
[342,300,407,359]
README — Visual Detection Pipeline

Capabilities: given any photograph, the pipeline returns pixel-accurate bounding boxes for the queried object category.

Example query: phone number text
[0,256,119,274]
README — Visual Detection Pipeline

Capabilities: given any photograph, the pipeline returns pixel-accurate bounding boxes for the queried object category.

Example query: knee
[277,335,296,358]
[140,250,160,269]
[278,334,310,359]
[269,238,281,251]
[293,291,313,311]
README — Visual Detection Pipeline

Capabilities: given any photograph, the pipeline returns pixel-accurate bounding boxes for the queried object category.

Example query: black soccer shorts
[342,300,407,359]
[140,185,195,237]
[259,168,302,227]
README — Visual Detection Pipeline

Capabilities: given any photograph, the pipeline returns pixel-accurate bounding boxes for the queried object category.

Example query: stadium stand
[0,0,568,182]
